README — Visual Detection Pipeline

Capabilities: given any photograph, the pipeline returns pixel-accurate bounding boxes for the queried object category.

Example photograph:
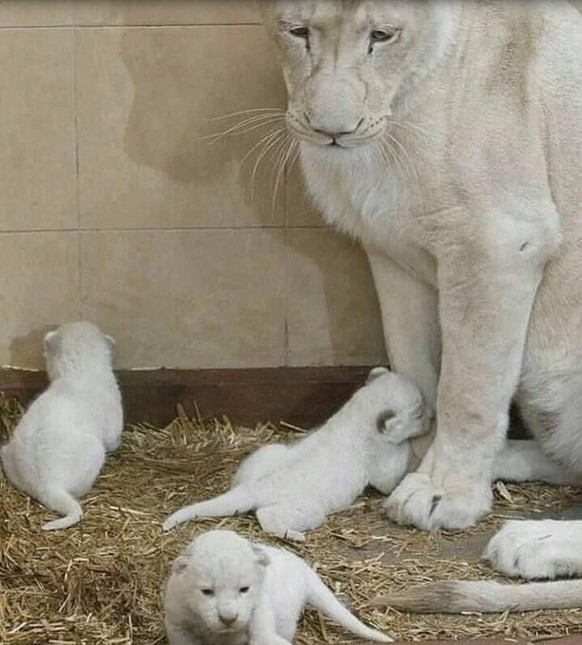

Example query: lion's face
[262,1,455,151]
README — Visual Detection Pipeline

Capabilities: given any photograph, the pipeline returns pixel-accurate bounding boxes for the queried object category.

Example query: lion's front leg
[366,248,440,415]
[384,222,553,530]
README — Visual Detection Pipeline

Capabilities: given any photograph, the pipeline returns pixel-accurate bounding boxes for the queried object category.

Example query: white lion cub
[164,529,392,644]
[0,321,123,531]
[163,368,425,541]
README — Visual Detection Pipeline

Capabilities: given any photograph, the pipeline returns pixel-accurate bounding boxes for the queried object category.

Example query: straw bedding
[1,397,581,644]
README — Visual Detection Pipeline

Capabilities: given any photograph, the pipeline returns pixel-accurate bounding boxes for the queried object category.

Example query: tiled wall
[0,1,386,370]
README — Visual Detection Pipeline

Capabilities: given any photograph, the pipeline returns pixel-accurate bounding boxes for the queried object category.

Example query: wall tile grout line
[0,225,328,235]
[0,23,261,31]
[72,22,83,321]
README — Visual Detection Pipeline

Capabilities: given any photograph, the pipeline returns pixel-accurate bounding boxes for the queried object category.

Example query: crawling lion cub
[0,321,123,530]
[163,367,424,540]
[164,529,392,644]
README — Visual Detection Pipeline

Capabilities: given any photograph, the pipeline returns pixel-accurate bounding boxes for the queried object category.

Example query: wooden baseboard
[0,366,530,438]
[0,366,372,428]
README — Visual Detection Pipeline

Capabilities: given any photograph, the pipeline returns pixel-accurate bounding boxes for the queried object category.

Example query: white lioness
[261,0,582,602]
[163,367,426,540]
[164,529,392,644]
[1,322,123,530]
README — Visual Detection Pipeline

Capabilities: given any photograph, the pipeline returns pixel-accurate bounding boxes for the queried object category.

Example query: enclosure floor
[1,404,581,644]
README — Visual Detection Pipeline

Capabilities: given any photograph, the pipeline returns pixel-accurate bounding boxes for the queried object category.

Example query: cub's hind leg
[256,504,325,542]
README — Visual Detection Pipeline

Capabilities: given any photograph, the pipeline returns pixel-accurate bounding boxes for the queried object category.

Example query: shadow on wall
[119,25,290,226]
[10,325,58,368]
[117,18,387,367]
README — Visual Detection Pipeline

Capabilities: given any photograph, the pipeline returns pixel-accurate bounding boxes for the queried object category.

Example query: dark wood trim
[0,366,373,428]
[0,366,530,435]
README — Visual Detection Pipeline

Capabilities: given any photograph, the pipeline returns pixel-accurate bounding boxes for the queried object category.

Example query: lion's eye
[370,28,401,44]
[201,589,214,597]
[239,586,250,594]
[289,26,309,39]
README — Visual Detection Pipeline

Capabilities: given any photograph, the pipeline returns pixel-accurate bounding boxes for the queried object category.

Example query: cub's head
[364,367,425,443]
[44,321,115,380]
[362,367,428,493]
[169,530,270,635]
[261,1,456,151]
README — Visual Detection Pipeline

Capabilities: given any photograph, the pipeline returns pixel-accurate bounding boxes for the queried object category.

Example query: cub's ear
[251,545,271,569]
[376,401,426,445]
[376,409,411,445]
[366,366,390,384]
[172,555,191,576]
[43,330,61,356]
[103,334,116,351]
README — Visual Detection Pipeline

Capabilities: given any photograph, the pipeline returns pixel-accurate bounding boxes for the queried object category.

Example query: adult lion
[261,0,582,549]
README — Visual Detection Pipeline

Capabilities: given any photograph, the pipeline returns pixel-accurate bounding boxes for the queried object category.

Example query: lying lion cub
[164,529,392,644]
[163,367,425,540]
[0,321,123,530]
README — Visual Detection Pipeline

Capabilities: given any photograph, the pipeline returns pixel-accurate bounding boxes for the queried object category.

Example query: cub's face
[261,1,454,151]
[172,532,269,634]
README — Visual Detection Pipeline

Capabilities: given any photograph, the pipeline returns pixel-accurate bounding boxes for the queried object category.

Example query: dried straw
[1,397,581,644]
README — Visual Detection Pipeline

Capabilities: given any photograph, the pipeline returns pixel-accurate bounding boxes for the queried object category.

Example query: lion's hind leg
[487,519,582,580]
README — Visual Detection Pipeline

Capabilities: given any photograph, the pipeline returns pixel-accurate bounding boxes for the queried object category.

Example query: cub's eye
[239,586,250,594]
[200,589,214,597]
[289,26,309,39]
[370,28,401,44]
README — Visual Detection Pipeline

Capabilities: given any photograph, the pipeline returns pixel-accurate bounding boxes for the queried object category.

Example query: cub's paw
[486,519,582,580]
[382,472,491,531]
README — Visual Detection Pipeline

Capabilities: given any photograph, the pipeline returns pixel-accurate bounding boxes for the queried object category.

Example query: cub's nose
[219,614,238,627]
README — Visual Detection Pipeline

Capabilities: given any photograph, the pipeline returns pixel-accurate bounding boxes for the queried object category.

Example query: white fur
[163,368,425,541]
[164,529,392,644]
[0,321,123,530]
[262,0,582,531]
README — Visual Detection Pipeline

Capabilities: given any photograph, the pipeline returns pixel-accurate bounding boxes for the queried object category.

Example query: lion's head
[261,1,457,151]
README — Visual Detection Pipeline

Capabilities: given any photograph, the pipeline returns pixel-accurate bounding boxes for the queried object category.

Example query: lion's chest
[300,147,438,286]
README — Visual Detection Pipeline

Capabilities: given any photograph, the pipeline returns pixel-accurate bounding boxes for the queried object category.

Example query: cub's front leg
[248,586,292,645]
[384,212,558,530]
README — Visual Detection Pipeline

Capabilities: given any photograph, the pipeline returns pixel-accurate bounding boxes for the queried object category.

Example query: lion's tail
[373,579,582,613]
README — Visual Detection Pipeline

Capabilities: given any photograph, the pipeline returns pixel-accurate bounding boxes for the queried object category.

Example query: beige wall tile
[80,229,286,369]
[286,229,387,367]
[0,28,76,231]
[76,26,287,230]
[74,0,258,26]
[0,1,73,27]
[0,232,80,369]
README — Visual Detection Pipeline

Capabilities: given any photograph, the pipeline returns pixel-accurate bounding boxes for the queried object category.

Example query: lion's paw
[486,519,582,580]
[382,472,491,531]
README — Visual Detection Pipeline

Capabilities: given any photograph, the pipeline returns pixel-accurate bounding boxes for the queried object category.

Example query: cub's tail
[162,486,255,531]
[374,579,582,613]
[305,566,393,642]
[40,487,83,531]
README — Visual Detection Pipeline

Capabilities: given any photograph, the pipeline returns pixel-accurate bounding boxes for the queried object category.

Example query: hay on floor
[1,397,581,644]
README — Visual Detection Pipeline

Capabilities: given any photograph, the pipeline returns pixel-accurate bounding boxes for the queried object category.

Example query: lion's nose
[305,113,364,139]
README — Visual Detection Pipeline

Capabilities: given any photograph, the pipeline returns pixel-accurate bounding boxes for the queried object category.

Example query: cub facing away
[163,367,425,541]
[164,529,392,644]
[0,321,123,530]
